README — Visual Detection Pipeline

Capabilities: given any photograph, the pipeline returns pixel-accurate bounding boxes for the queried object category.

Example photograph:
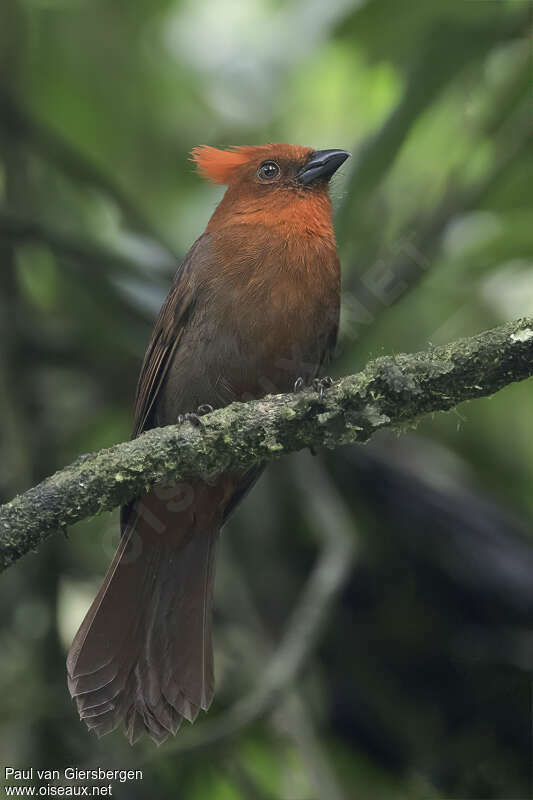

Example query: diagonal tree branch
[1,317,532,573]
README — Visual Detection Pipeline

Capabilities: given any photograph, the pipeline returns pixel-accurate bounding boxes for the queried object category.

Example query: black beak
[297,149,350,185]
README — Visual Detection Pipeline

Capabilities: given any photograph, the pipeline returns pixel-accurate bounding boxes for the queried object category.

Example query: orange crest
[191,145,254,185]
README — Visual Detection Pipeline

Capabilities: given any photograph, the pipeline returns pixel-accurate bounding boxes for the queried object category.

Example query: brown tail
[66,493,218,744]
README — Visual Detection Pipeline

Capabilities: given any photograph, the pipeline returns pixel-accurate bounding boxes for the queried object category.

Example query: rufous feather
[191,146,254,185]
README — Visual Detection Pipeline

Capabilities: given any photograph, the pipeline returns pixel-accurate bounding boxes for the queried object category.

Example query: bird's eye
[257,161,280,182]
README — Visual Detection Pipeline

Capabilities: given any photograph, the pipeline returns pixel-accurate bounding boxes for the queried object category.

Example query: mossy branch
[1,317,532,573]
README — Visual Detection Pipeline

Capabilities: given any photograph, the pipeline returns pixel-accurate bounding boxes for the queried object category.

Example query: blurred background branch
[0,88,178,260]
[0,210,162,280]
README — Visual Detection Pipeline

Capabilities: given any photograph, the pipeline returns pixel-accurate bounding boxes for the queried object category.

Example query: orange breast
[204,222,340,397]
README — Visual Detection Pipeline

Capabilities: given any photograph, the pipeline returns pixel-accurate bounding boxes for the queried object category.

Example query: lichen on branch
[0,317,532,572]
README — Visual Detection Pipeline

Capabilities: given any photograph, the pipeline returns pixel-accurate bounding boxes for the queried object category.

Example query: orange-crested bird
[67,144,350,743]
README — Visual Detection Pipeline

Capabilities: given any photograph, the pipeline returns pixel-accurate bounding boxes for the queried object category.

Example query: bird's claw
[312,376,333,401]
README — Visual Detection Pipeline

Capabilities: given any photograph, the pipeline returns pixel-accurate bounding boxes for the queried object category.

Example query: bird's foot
[293,377,305,393]
[177,412,202,427]
[312,376,333,401]
[180,404,214,428]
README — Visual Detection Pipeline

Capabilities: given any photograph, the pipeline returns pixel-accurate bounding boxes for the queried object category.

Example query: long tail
[66,492,218,744]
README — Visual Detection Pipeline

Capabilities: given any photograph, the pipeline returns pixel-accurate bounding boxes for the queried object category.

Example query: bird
[66,143,350,744]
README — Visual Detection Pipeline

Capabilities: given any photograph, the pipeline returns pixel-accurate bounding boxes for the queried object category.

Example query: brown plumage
[67,143,349,743]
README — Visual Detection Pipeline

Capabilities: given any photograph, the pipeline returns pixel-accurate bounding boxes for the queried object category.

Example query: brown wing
[120,236,206,534]
[317,316,338,376]
[131,235,206,439]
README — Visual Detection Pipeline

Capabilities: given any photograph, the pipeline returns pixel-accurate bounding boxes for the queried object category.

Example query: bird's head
[191,143,350,236]
[191,143,349,191]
